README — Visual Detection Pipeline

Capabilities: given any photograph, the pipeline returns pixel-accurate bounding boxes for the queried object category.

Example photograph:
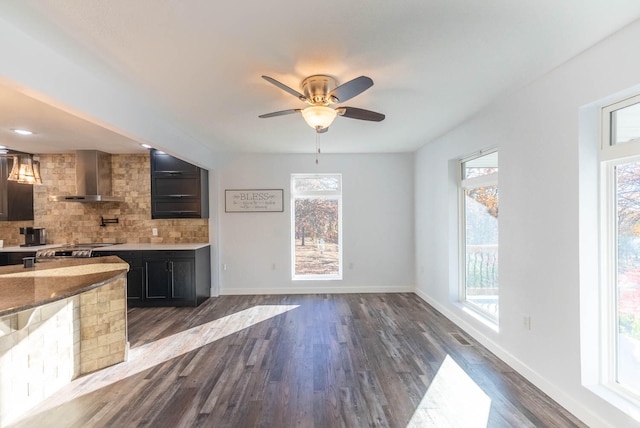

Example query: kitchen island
[0,256,129,427]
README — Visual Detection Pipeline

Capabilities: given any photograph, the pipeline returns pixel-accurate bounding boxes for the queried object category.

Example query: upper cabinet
[150,150,209,219]
[0,157,34,221]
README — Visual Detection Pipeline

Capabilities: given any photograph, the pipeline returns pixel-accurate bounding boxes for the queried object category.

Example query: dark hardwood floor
[11,294,586,427]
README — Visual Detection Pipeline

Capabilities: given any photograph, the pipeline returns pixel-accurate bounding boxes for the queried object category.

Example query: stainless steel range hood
[51,150,123,202]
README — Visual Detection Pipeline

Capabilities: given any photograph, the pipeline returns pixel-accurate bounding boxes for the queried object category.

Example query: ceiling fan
[259,74,385,133]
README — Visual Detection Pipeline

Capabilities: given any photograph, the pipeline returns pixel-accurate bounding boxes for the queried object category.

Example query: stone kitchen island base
[0,257,129,427]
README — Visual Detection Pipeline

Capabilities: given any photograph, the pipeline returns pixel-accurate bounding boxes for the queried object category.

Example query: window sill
[584,384,640,423]
[454,301,500,333]
[292,275,342,281]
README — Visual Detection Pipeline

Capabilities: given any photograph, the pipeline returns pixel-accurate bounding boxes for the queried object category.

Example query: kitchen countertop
[0,243,210,252]
[0,244,61,252]
[0,256,129,316]
[93,243,210,251]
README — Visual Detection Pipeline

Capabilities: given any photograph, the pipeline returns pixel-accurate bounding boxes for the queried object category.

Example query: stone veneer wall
[0,153,208,246]
[0,275,127,426]
[79,277,127,374]
[0,298,78,425]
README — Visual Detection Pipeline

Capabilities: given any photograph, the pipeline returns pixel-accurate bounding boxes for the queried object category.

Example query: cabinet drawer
[102,251,143,266]
[5,251,36,265]
[143,250,194,259]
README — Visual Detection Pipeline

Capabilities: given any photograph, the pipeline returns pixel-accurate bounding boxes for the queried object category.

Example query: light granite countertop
[0,256,129,317]
[93,243,210,252]
[0,243,210,253]
[0,244,61,253]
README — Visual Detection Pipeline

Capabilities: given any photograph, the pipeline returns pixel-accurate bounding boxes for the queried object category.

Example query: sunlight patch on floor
[407,355,491,428]
[25,304,299,415]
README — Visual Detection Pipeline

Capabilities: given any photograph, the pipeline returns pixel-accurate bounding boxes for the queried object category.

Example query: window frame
[599,95,640,405]
[458,149,499,324]
[290,173,343,281]
[602,94,640,150]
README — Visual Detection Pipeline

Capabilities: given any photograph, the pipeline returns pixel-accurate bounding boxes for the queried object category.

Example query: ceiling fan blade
[258,109,301,119]
[329,76,373,103]
[262,75,306,101]
[336,107,385,122]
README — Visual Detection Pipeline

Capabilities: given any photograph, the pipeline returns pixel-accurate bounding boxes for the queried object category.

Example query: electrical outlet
[523,315,531,330]
[152,228,158,236]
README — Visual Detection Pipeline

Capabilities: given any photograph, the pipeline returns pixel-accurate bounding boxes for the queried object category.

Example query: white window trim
[290,174,343,281]
[602,93,640,153]
[458,148,499,324]
[598,96,640,408]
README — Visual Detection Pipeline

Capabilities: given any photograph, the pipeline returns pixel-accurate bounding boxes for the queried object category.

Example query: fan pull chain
[315,130,320,164]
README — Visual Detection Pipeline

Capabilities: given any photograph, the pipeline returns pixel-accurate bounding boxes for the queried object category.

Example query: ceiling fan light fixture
[301,106,337,131]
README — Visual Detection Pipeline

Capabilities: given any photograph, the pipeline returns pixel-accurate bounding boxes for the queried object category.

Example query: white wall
[217,153,414,294]
[415,19,640,427]
[0,14,227,171]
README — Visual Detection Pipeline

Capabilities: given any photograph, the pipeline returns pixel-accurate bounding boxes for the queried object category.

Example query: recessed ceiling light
[12,129,33,135]
[141,144,152,149]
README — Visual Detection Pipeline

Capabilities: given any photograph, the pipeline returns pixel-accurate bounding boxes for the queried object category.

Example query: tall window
[459,151,499,322]
[600,95,640,402]
[291,174,342,280]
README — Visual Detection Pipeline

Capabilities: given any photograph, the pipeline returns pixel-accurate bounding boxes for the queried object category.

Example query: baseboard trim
[413,289,609,428]
[220,284,414,295]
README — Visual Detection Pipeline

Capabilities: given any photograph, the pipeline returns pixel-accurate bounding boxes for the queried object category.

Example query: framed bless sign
[225,189,284,213]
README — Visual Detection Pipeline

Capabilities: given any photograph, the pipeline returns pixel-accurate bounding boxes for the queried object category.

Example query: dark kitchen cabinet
[0,157,34,221]
[150,149,209,219]
[0,251,37,266]
[97,246,210,307]
[98,251,145,307]
[142,247,210,307]
[144,252,194,301]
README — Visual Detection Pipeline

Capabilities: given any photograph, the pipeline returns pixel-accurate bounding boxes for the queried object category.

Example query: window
[291,174,342,280]
[604,96,640,146]
[459,151,499,322]
[600,95,640,403]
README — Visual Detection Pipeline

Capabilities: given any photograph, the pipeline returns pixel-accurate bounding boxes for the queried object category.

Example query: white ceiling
[1,0,640,156]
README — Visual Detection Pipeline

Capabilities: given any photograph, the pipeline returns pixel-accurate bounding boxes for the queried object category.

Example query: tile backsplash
[0,153,209,246]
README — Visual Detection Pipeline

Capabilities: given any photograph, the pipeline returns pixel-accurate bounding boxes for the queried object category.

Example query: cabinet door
[152,177,200,198]
[124,264,144,302]
[0,157,34,221]
[7,181,34,221]
[101,251,145,303]
[151,151,198,176]
[145,259,171,299]
[170,258,194,300]
[152,200,202,218]
[0,158,8,220]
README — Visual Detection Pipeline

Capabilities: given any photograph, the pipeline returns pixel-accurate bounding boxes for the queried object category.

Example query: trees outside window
[460,151,499,322]
[291,174,342,280]
[601,95,640,403]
